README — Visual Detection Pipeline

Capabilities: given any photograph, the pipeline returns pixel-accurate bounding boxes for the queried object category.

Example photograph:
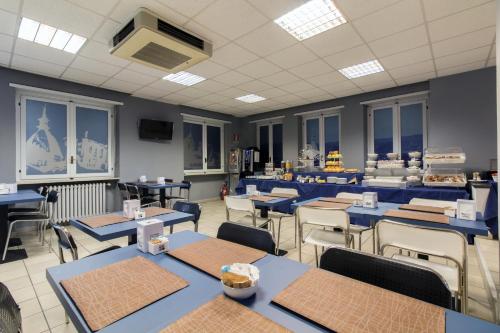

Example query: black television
[139,119,173,141]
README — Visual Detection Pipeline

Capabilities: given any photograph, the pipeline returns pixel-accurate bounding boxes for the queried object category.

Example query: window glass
[76,106,109,174]
[259,125,269,163]
[373,107,393,158]
[272,123,283,164]
[324,115,339,153]
[206,125,221,169]
[183,122,203,170]
[305,118,320,166]
[400,103,423,162]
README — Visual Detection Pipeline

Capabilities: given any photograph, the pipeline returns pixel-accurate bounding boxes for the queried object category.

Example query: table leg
[160,189,166,208]
[371,218,376,254]
[128,234,137,245]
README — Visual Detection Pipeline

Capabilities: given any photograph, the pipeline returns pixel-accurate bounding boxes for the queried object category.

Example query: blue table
[70,211,194,244]
[46,231,500,333]
[0,190,45,263]
[134,182,188,208]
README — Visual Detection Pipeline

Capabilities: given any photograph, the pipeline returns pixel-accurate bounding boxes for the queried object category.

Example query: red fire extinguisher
[220,182,229,200]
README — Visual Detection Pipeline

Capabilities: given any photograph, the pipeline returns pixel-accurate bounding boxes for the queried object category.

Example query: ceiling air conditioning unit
[110,8,212,72]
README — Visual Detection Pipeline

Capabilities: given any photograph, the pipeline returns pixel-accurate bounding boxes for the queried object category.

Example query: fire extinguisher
[220,182,229,200]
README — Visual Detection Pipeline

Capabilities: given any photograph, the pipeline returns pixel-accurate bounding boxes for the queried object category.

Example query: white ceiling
[0,0,496,117]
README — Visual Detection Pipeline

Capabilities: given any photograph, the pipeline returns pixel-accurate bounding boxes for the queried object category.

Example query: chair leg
[270,219,275,237]
[2,222,15,261]
[294,215,298,247]
[314,245,319,267]
[65,311,70,324]
[298,224,302,263]
[358,233,362,250]
[169,225,174,234]
[194,222,198,232]
[275,218,282,256]
[58,245,65,264]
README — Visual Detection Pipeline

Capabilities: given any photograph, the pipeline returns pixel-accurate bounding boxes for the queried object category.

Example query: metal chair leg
[275,218,282,256]
[2,222,15,261]
[169,225,174,234]
[194,222,198,232]
[314,245,319,267]
[298,223,303,263]
[65,311,70,324]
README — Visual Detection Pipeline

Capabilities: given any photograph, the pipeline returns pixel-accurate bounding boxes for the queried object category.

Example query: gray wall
[242,67,497,171]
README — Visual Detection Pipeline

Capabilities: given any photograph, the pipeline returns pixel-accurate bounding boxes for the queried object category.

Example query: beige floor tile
[10,284,37,303]
[22,312,49,333]
[19,297,42,318]
[29,271,48,285]
[33,280,54,297]
[51,322,78,333]
[0,265,28,282]
[2,275,32,291]
[44,305,67,328]
[38,292,61,310]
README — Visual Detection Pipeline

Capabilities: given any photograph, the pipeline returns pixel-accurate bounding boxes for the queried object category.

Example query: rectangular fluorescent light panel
[339,60,384,79]
[162,72,206,86]
[235,94,266,103]
[17,17,86,53]
[274,0,346,41]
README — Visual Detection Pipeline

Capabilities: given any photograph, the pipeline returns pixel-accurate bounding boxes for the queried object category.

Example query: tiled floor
[2,199,499,332]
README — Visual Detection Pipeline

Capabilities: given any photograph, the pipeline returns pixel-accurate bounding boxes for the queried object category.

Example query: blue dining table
[70,211,194,245]
[0,189,45,263]
[133,182,188,208]
[46,231,500,333]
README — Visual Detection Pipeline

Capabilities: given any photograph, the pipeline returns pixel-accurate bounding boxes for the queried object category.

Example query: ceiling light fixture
[274,0,346,41]
[235,94,266,103]
[162,71,206,86]
[17,17,87,54]
[339,60,384,79]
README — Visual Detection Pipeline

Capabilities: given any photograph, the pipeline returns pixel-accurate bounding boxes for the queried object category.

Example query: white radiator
[48,183,107,223]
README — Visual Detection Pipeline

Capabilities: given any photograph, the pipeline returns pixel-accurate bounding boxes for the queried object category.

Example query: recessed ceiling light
[17,17,87,54]
[162,71,206,86]
[18,17,39,42]
[274,0,346,41]
[339,60,384,79]
[235,94,266,103]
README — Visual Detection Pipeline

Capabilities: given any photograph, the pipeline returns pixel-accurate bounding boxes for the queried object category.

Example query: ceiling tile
[213,70,253,86]
[101,78,142,93]
[368,25,428,58]
[92,19,121,44]
[175,87,210,98]
[247,0,305,19]
[79,40,130,67]
[335,0,400,20]
[0,34,14,52]
[490,44,495,57]
[267,43,317,69]
[0,0,20,13]
[379,45,432,69]
[427,1,495,42]
[67,0,119,16]
[156,0,215,17]
[113,69,157,85]
[303,23,363,57]
[62,67,109,86]
[188,60,229,78]
[257,87,288,98]
[148,79,185,93]
[22,0,104,37]
[237,58,282,78]
[236,80,272,92]
[280,80,315,93]
[352,0,424,41]
[193,0,268,40]
[305,71,346,87]
[194,79,229,92]
[0,51,10,66]
[395,71,436,85]
[435,46,490,70]
[132,86,168,99]
[294,88,332,100]
[288,59,333,79]
[218,87,248,97]
[194,93,228,104]
[126,62,168,78]
[14,39,75,66]
[183,20,229,49]
[422,0,492,21]
[351,71,393,86]
[361,80,397,93]
[432,27,495,58]
[161,93,193,105]
[388,60,435,79]
[0,9,18,36]
[260,70,299,86]
[210,43,258,69]
[110,0,188,25]
[273,94,306,104]
[235,22,296,57]
[333,87,363,98]
[324,44,375,69]
[183,99,215,108]
[71,56,122,77]
[437,60,485,77]
[11,54,66,78]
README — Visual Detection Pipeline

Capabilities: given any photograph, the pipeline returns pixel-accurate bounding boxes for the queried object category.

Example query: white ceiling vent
[110,8,212,72]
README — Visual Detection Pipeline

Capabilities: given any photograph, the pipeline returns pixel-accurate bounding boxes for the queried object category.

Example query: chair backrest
[164,178,173,183]
[224,196,255,214]
[51,223,78,251]
[46,191,59,219]
[409,198,457,209]
[0,283,21,333]
[336,192,362,200]
[297,206,350,231]
[173,201,201,223]
[319,247,453,309]
[117,183,130,200]
[217,222,276,254]
[126,184,141,198]
[181,180,192,189]
[376,219,466,267]
[271,187,298,196]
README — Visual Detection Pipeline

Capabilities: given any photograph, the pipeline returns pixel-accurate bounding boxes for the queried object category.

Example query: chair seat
[349,224,371,233]
[235,215,271,228]
[304,229,350,248]
[392,254,459,293]
[8,207,39,213]
[9,214,48,222]
[268,211,293,219]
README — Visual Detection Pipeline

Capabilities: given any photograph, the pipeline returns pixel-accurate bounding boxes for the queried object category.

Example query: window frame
[16,92,115,183]
[255,118,283,164]
[183,115,226,176]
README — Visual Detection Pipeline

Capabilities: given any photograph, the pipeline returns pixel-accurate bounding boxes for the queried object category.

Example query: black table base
[0,249,28,264]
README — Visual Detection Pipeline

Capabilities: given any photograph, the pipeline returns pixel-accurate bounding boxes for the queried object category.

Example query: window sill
[184,171,228,176]
[17,177,119,185]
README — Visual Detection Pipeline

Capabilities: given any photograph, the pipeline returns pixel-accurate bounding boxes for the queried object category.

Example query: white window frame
[301,108,342,168]
[16,91,115,183]
[255,117,283,164]
[182,114,226,176]
[367,97,428,157]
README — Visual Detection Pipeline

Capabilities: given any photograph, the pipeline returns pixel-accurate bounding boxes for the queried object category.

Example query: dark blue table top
[70,211,194,241]
[133,182,187,189]
[236,193,296,208]
[46,231,500,333]
[0,189,44,206]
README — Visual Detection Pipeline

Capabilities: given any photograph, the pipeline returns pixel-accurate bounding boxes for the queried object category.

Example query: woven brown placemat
[273,268,445,333]
[168,238,266,278]
[60,256,188,331]
[143,207,175,217]
[303,201,352,210]
[79,214,131,228]
[267,193,298,199]
[160,295,291,333]
[399,204,447,214]
[319,197,355,205]
[384,209,449,224]
[248,195,276,202]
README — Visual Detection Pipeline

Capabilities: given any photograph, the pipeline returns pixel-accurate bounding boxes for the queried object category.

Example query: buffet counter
[292,171,364,183]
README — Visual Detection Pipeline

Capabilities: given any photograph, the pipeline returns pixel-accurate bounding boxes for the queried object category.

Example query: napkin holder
[157,177,165,185]
[457,199,477,221]
[139,175,147,183]
[246,185,257,195]
[362,192,378,209]
[137,218,163,253]
[134,209,146,220]
[148,235,169,255]
[123,199,140,218]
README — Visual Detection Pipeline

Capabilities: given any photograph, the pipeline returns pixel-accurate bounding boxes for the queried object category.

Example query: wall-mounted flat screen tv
[139,119,173,141]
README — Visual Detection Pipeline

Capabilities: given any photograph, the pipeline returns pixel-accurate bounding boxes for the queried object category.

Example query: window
[17,92,115,182]
[255,118,283,165]
[301,109,341,167]
[367,97,427,161]
[183,114,226,175]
